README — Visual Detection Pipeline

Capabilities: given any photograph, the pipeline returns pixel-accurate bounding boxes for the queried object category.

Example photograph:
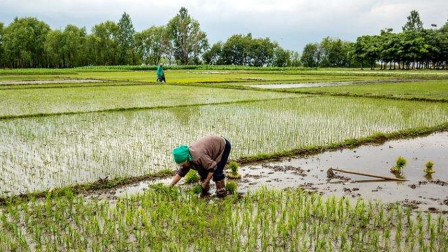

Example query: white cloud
[0,0,447,51]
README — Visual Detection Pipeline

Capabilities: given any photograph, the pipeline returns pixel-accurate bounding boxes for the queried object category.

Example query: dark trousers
[157,74,166,82]
[199,139,231,182]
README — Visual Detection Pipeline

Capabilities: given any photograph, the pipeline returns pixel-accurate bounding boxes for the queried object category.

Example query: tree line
[0,7,296,68]
[0,8,447,69]
[301,10,448,69]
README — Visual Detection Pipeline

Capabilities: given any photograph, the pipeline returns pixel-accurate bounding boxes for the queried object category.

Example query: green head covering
[173,145,193,164]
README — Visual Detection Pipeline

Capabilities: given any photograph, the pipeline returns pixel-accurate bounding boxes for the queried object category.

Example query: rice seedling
[286,80,448,101]
[390,156,407,175]
[2,96,448,195]
[191,185,202,194]
[1,186,444,250]
[226,181,238,194]
[184,170,200,184]
[227,161,241,179]
[424,161,435,175]
[0,85,298,118]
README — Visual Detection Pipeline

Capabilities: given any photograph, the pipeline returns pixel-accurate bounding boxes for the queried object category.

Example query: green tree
[440,19,448,33]
[379,28,398,69]
[272,46,290,67]
[249,38,275,66]
[135,26,170,65]
[62,25,87,67]
[44,30,65,67]
[401,30,424,69]
[354,35,380,69]
[203,42,223,65]
[117,12,136,65]
[301,43,319,67]
[0,22,4,67]
[167,7,208,64]
[402,10,423,32]
[420,28,440,69]
[3,17,50,67]
[438,24,448,69]
[319,37,349,67]
[91,21,120,65]
[221,34,251,65]
[289,51,301,67]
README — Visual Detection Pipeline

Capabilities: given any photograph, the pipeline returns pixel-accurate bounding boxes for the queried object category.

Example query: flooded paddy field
[0,79,105,85]
[249,79,419,89]
[2,68,448,250]
[99,132,448,213]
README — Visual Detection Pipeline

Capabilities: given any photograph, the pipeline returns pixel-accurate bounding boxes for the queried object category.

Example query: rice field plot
[0,85,298,118]
[2,96,448,195]
[74,70,395,84]
[1,186,447,251]
[282,80,448,101]
[0,75,80,82]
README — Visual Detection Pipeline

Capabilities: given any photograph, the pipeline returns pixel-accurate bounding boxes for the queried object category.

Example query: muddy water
[92,132,448,213]
[238,132,448,213]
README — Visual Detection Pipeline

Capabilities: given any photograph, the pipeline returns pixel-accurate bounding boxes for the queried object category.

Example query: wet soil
[0,79,105,85]
[89,132,448,213]
[249,79,419,89]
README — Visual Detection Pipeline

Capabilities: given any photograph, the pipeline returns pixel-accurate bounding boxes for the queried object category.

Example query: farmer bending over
[170,135,231,197]
[156,63,166,83]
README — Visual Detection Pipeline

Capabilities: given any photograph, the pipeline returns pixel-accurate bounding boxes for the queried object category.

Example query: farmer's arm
[170,174,182,187]
[202,171,214,188]
[197,156,217,188]
[170,166,190,187]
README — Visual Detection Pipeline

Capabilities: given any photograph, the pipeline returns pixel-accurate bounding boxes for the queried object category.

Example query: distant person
[170,135,231,197]
[156,63,166,83]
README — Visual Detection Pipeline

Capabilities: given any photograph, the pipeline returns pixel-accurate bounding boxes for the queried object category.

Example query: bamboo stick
[327,168,408,181]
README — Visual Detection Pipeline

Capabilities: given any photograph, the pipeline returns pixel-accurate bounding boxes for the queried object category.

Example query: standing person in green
[170,135,232,197]
[156,63,166,83]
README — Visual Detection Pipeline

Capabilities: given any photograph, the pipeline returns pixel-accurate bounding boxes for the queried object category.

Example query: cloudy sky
[1,0,447,51]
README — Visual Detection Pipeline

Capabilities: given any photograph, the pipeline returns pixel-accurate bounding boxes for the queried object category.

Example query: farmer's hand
[201,171,214,189]
[170,174,182,187]
[201,180,210,189]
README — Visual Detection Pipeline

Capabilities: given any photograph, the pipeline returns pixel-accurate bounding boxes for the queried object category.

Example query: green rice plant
[227,161,241,179]
[226,181,238,194]
[184,170,199,184]
[0,85,298,118]
[286,79,448,101]
[424,161,435,174]
[391,156,407,175]
[191,185,202,194]
[3,96,448,195]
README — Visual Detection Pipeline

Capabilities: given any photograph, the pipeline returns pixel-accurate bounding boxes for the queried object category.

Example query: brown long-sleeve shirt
[177,135,226,177]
